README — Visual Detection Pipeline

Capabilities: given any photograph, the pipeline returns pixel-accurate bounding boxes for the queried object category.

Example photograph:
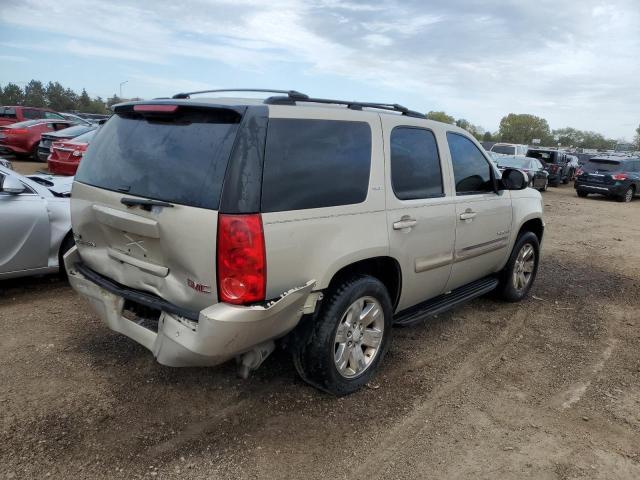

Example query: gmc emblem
[187,279,212,294]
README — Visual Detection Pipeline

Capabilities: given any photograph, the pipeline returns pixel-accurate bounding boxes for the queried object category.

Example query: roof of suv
[119,89,428,120]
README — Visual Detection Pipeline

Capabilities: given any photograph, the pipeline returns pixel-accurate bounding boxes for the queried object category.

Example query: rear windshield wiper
[121,197,174,211]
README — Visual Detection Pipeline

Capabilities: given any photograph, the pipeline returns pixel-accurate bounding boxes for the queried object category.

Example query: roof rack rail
[172,89,309,100]
[264,93,426,119]
[171,88,426,119]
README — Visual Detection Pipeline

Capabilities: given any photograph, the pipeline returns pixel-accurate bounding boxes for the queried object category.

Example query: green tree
[23,80,47,107]
[482,131,493,142]
[107,94,124,107]
[1,83,25,105]
[499,113,551,145]
[455,118,484,140]
[635,124,640,150]
[426,110,455,124]
[78,88,92,112]
[88,96,107,114]
[45,81,69,111]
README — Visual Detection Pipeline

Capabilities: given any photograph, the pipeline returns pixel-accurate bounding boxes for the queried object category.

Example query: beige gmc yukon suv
[65,89,544,395]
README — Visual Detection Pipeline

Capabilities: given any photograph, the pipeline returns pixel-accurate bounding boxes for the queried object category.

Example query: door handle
[459,210,477,221]
[393,217,417,230]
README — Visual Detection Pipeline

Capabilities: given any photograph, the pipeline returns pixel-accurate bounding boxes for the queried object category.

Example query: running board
[394,276,499,327]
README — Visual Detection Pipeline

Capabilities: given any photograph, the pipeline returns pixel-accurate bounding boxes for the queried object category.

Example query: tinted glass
[22,109,44,120]
[583,159,622,172]
[261,119,371,212]
[447,132,494,194]
[0,107,16,118]
[491,145,516,155]
[52,125,94,138]
[72,129,97,143]
[45,111,65,120]
[75,108,241,209]
[390,127,443,199]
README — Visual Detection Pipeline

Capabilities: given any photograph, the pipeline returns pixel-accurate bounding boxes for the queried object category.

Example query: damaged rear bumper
[64,246,315,367]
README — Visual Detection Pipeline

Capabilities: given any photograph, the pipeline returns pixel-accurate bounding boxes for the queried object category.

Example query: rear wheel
[292,275,393,396]
[618,186,634,203]
[577,190,588,198]
[32,142,41,162]
[495,232,539,302]
[539,178,548,192]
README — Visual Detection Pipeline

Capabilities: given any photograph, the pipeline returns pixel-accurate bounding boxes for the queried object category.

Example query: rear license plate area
[122,299,161,332]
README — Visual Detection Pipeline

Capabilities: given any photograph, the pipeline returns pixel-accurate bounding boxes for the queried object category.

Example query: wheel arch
[517,217,544,242]
[325,256,402,311]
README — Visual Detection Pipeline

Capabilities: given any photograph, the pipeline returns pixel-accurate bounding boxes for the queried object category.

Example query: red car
[0,106,65,127]
[47,129,97,175]
[0,119,74,158]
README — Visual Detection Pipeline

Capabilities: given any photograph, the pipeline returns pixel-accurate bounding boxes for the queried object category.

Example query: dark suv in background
[526,148,578,186]
[575,156,640,202]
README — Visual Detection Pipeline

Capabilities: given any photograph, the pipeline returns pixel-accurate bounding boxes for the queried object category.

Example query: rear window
[0,107,17,118]
[75,107,241,209]
[9,120,43,128]
[496,156,529,168]
[583,159,622,172]
[491,145,516,155]
[527,150,556,163]
[261,119,371,212]
[51,125,94,138]
[72,129,97,143]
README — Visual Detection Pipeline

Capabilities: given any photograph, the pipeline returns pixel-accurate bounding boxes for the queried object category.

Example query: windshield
[75,107,242,210]
[497,156,530,168]
[583,159,622,172]
[491,145,516,155]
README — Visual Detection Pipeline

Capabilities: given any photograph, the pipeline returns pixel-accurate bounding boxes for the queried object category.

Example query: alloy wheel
[334,296,385,378]
[512,243,535,292]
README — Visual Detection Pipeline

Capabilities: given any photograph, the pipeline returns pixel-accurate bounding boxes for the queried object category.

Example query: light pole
[119,80,128,99]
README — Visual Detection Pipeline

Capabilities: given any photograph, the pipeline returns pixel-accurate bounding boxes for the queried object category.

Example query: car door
[445,132,512,292]
[385,121,456,311]
[0,172,51,274]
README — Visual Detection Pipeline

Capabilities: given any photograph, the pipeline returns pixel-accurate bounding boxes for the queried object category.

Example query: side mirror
[500,168,528,190]
[1,175,26,194]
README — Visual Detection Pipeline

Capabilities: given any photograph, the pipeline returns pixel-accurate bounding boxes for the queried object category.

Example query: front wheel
[495,232,540,302]
[577,190,588,198]
[292,275,393,396]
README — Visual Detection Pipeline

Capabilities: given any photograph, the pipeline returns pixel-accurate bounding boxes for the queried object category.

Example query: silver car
[0,165,74,279]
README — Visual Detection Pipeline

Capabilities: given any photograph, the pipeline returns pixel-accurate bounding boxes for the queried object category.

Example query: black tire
[495,232,540,302]
[539,179,548,192]
[577,190,588,198]
[292,275,393,396]
[32,143,41,162]
[58,232,75,277]
[617,186,634,203]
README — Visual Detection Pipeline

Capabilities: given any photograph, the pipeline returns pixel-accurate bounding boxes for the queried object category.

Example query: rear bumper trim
[65,247,316,367]
[74,262,199,320]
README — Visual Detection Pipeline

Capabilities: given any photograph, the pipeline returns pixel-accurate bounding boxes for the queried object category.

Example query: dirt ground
[1,159,640,479]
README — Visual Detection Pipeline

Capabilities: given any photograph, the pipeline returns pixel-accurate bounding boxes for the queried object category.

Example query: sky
[1,0,639,140]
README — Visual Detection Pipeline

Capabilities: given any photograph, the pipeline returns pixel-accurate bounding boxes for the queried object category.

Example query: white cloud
[1,0,639,138]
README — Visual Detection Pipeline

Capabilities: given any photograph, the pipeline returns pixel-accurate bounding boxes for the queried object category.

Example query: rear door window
[447,132,494,194]
[261,119,371,212]
[390,127,443,199]
[0,107,17,118]
[584,159,621,172]
[75,107,242,209]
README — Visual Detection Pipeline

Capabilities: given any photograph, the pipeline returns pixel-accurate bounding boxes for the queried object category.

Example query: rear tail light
[133,104,178,113]
[217,214,266,305]
[612,174,628,181]
[576,168,583,176]
[72,144,88,157]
